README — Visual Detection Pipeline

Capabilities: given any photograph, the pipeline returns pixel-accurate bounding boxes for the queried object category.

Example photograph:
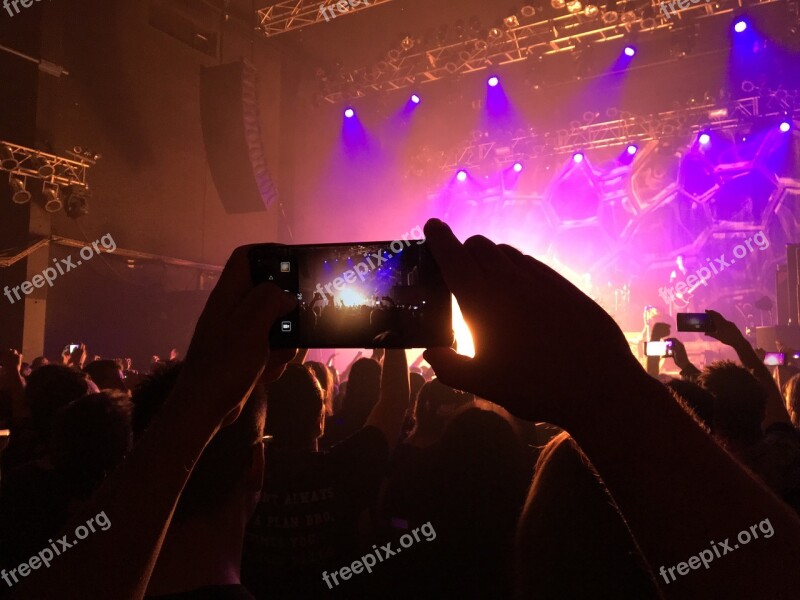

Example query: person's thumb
[423,347,478,392]
[239,283,297,333]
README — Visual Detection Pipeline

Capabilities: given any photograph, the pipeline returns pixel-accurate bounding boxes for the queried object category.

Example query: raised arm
[365,348,409,451]
[0,349,28,425]
[12,246,297,600]
[421,219,800,600]
[340,351,363,381]
[666,337,701,383]
[705,310,790,429]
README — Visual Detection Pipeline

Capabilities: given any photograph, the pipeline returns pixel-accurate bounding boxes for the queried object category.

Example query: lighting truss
[0,142,92,189]
[319,0,782,103]
[257,0,396,37]
[441,91,800,170]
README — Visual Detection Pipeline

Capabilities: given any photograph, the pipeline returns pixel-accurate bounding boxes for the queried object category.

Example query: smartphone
[764,352,786,366]
[65,344,79,354]
[248,240,453,349]
[677,312,715,333]
[646,340,674,357]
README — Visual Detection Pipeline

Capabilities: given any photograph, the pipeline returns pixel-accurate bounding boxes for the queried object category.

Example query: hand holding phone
[645,340,674,358]
[676,313,715,333]
[249,240,453,349]
[764,352,786,366]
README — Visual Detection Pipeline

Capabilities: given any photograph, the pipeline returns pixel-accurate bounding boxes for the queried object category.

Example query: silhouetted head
[84,360,128,393]
[266,363,325,446]
[51,391,133,498]
[699,360,766,449]
[666,379,714,430]
[411,378,473,441]
[342,358,381,416]
[784,373,800,431]
[26,365,93,441]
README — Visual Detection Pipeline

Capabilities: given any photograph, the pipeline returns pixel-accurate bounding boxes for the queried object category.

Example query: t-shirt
[146,584,255,600]
[242,426,388,599]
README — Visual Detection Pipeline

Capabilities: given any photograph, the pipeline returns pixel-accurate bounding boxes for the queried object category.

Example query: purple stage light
[344,107,355,118]
[698,132,711,145]
[513,162,523,173]
[572,152,584,164]
[623,45,636,57]
[780,121,791,133]
[411,94,421,104]
[456,169,468,182]
[626,144,638,156]
[733,19,748,33]
[488,76,500,87]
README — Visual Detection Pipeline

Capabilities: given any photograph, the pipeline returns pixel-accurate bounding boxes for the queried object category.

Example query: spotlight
[733,18,748,33]
[520,5,537,18]
[626,144,638,155]
[584,4,599,18]
[566,0,583,13]
[698,132,711,145]
[400,36,415,51]
[779,120,791,133]
[456,169,468,182]
[513,162,523,173]
[9,176,30,204]
[411,94,421,104]
[488,76,499,87]
[572,152,584,164]
[488,27,504,42]
[42,183,63,213]
[344,107,355,118]
[624,45,636,57]
[65,185,90,219]
[551,0,566,8]
[503,14,520,29]
[0,144,17,170]
[31,156,54,178]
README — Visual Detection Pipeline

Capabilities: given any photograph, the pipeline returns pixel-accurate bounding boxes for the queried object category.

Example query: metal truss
[0,142,93,189]
[257,0,396,37]
[319,0,782,103]
[441,92,800,171]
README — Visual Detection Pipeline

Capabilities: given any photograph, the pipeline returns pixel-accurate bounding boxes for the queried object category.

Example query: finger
[237,283,297,335]
[204,245,262,317]
[423,347,481,393]
[463,235,510,274]
[423,219,477,299]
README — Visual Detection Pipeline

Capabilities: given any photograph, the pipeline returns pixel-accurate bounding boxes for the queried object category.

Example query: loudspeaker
[777,263,789,326]
[200,61,278,214]
[755,325,800,352]
[789,245,800,325]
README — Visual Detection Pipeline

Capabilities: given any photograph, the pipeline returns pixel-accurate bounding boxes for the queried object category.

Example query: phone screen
[764,352,786,366]
[677,313,713,333]
[646,340,673,357]
[249,241,453,349]
[68,344,79,354]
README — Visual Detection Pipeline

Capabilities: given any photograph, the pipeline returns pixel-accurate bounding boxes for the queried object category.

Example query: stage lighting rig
[441,88,800,170]
[1,141,96,211]
[257,0,396,37]
[320,0,782,103]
